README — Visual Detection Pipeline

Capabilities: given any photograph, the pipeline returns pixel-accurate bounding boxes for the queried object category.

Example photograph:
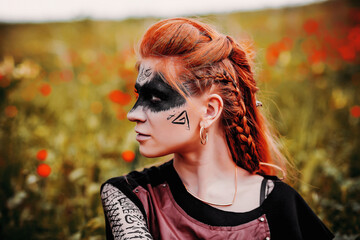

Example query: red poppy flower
[109,90,132,105]
[350,105,360,118]
[37,149,47,161]
[348,26,360,51]
[266,43,280,66]
[39,84,52,96]
[338,45,356,61]
[122,150,135,162]
[309,49,327,64]
[303,19,319,35]
[37,163,51,177]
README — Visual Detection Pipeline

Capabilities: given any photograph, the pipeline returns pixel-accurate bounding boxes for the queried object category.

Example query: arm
[101,183,153,240]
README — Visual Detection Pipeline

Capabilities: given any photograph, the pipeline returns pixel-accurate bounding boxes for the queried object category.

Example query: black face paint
[130,72,186,113]
[171,110,190,130]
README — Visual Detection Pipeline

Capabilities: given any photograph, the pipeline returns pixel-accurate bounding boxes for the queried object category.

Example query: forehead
[135,72,175,94]
[135,58,188,97]
[136,60,157,86]
[135,60,179,92]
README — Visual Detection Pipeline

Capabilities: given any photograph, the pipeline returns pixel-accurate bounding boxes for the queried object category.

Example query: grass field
[0,0,359,239]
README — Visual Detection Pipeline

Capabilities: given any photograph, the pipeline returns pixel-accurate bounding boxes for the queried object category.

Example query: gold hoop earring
[200,126,208,145]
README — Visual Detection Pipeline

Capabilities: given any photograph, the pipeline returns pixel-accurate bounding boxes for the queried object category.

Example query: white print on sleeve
[101,183,153,240]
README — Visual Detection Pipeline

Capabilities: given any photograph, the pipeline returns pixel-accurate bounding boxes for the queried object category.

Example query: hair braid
[193,70,260,173]
[221,71,260,173]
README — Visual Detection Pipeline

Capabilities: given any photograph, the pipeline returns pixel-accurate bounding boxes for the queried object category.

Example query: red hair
[137,18,286,176]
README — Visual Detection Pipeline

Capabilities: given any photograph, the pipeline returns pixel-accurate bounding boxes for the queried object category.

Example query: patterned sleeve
[101,183,153,240]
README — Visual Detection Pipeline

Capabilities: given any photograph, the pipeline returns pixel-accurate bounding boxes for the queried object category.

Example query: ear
[201,94,223,128]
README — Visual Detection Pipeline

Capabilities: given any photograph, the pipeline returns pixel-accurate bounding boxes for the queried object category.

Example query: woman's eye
[150,95,161,103]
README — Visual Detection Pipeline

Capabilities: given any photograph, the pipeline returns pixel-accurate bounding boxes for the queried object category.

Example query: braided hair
[138,18,285,175]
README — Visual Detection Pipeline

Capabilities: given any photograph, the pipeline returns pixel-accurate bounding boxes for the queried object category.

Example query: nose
[127,105,146,123]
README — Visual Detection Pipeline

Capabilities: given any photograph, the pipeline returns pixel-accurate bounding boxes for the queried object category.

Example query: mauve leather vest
[133,182,271,240]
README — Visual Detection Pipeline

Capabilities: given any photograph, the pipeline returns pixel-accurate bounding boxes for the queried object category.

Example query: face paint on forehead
[130,72,187,113]
[137,64,154,85]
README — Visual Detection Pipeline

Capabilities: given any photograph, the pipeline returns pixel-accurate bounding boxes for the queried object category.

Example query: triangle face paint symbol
[171,110,190,130]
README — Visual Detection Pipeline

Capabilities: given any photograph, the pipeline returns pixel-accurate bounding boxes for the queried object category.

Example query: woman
[101,18,334,239]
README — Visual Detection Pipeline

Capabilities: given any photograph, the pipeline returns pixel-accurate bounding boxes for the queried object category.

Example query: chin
[139,146,171,158]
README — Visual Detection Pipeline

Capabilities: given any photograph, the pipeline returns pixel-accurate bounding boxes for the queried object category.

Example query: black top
[102,160,334,239]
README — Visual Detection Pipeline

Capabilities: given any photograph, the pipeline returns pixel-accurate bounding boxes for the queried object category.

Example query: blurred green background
[0,0,359,239]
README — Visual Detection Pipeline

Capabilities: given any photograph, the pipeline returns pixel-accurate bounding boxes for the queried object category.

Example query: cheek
[165,110,190,130]
[148,110,182,132]
[149,109,198,140]
[140,108,201,157]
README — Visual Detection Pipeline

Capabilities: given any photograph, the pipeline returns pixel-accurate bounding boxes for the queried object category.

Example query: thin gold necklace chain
[183,167,238,207]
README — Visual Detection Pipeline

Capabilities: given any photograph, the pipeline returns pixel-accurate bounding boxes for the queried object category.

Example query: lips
[135,130,151,142]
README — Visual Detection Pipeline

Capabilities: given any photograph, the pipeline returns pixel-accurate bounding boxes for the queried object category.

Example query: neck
[173,128,247,201]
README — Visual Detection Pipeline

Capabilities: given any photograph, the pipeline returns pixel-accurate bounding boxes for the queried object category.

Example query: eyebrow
[135,82,170,97]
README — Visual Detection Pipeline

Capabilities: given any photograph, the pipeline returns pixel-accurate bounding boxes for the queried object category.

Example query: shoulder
[101,160,171,193]
[262,177,334,239]
[261,176,316,222]
[262,176,298,198]
[261,176,311,211]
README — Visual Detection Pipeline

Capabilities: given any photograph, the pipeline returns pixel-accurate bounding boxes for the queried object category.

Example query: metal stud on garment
[256,100,263,107]
[200,126,208,145]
